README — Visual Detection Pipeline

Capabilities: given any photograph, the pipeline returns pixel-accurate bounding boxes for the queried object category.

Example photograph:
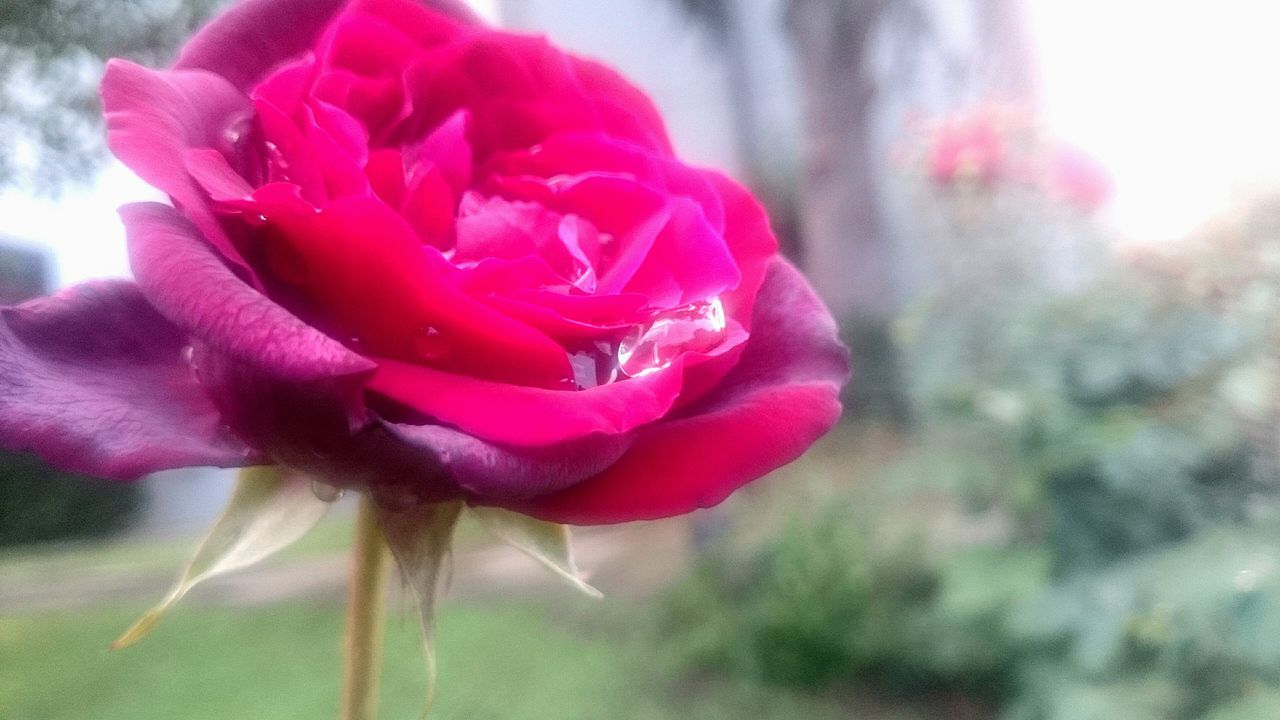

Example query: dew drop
[618,298,727,378]
[181,345,201,380]
[562,339,625,389]
[311,479,345,503]
[222,116,252,150]
[265,141,291,183]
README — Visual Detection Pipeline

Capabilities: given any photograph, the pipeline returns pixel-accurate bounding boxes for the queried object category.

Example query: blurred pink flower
[1048,143,1114,212]
[928,115,1006,185]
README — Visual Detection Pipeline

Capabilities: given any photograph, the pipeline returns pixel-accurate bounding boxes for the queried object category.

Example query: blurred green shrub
[657,492,1046,702]
[661,180,1280,718]
[0,450,143,547]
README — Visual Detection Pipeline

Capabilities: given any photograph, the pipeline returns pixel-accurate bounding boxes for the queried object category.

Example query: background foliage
[0,0,221,190]
[655,117,1280,719]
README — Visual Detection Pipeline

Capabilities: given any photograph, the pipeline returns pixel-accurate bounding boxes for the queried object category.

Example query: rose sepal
[467,505,603,599]
[112,465,330,649]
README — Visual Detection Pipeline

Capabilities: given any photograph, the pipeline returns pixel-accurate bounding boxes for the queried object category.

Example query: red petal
[509,259,848,524]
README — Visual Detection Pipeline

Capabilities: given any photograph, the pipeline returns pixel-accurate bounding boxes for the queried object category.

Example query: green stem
[338,495,391,720]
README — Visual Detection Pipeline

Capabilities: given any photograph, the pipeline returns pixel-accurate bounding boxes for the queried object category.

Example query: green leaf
[468,506,603,599]
[112,466,329,649]
[376,500,463,716]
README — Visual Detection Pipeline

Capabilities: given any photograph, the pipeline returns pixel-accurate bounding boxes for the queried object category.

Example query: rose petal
[0,280,258,480]
[173,0,349,91]
[508,259,849,524]
[102,60,255,277]
[479,294,639,342]
[492,133,721,230]
[366,355,686,446]
[381,421,633,500]
[348,0,479,46]
[568,58,673,154]
[185,148,255,201]
[313,67,411,143]
[297,102,372,199]
[254,96,330,204]
[122,202,375,384]
[700,169,778,328]
[401,163,456,247]
[266,196,574,388]
[250,55,318,116]
[669,171,780,405]
[408,109,473,199]
[365,148,408,207]
[326,11,424,78]
[618,197,742,307]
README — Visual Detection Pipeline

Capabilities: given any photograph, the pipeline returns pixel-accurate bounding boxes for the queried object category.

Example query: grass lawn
[0,598,866,720]
[0,515,358,586]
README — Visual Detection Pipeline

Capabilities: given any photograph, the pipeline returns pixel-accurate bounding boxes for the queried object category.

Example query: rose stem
[338,495,392,720]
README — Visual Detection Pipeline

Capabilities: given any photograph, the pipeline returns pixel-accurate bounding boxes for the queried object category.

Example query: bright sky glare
[1029,0,1280,241]
[2,1,1278,288]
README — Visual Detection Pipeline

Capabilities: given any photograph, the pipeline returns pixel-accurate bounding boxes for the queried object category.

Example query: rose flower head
[0,0,848,525]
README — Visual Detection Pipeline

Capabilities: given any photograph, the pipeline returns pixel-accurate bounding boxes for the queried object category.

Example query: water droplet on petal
[311,480,345,503]
[222,115,253,151]
[562,339,625,389]
[618,298,727,378]
[570,352,599,389]
[181,345,202,380]
[414,325,452,361]
[265,141,291,184]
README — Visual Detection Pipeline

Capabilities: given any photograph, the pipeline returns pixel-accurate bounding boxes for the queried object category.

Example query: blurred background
[6,1,1280,719]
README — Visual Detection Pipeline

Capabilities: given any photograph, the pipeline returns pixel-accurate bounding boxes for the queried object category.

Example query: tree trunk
[786,0,891,322]
[785,0,911,423]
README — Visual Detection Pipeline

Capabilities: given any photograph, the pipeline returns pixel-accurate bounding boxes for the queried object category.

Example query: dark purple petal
[0,281,258,480]
[382,421,633,500]
[507,258,849,524]
[173,0,351,92]
[192,349,461,506]
[122,202,376,384]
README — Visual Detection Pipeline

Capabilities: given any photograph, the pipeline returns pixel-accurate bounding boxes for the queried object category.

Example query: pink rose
[0,0,847,524]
